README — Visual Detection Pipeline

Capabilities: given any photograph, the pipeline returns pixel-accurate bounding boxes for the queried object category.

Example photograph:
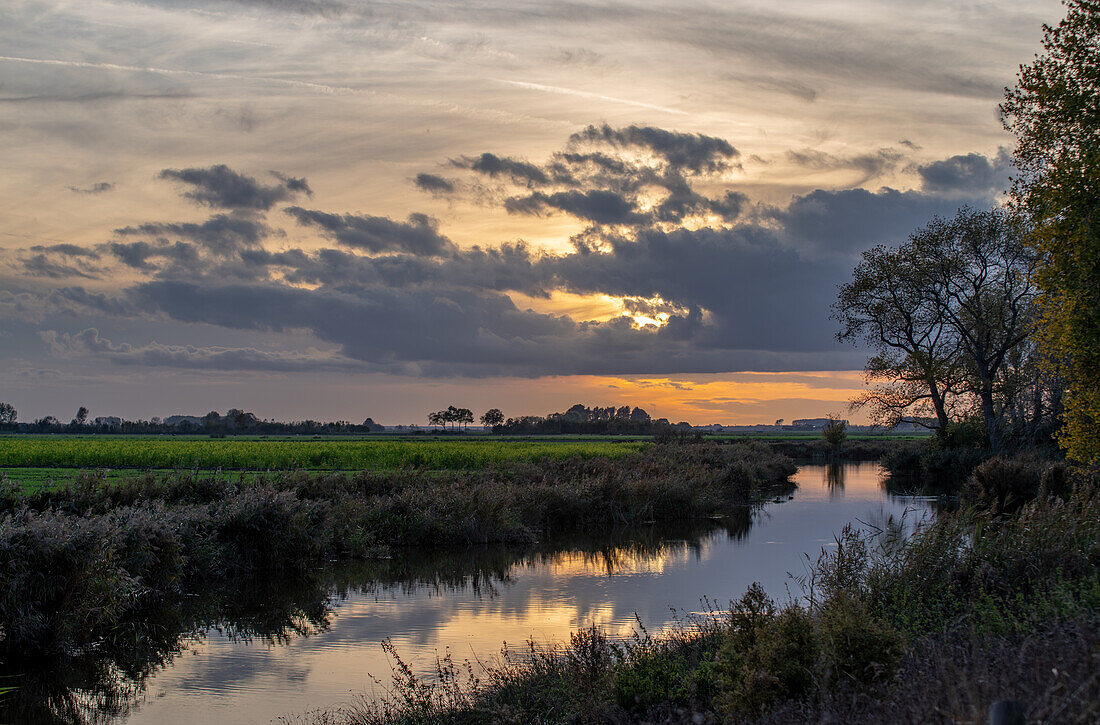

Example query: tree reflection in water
[825,462,846,497]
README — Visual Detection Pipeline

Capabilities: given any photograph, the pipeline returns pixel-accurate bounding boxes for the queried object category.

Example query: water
[16,462,935,724]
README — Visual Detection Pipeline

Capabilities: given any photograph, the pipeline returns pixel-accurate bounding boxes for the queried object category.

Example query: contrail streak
[0,55,346,94]
[0,55,564,127]
[492,79,689,116]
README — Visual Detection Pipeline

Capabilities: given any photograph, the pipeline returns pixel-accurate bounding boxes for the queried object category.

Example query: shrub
[964,456,1070,513]
[715,592,818,717]
[814,592,904,689]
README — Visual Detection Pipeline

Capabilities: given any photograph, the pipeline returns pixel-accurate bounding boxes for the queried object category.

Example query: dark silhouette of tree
[480,408,504,427]
[202,411,221,430]
[913,208,1037,454]
[73,406,89,427]
[427,406,473,431]
[0,402,16,426]
[835,242,964,434]
[836,207,1039,453]
[33,416,59,432]
[496,403,668,435]
[1002,0,1100,463]
[445,405,460,430]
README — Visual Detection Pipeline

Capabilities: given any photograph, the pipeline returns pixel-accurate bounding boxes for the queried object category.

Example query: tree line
[492,404,691,435]
[0,405,385,436]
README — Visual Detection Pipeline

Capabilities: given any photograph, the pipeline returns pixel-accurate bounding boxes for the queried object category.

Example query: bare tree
[834,243,964,434]
[912,207,1036,453]
[836,207,1037,453]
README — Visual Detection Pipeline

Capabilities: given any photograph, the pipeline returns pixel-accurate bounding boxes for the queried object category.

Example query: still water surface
[114,462,931,724]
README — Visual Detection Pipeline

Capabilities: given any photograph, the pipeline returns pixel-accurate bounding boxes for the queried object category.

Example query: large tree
[836,207,1037,453]
[911,207,1037,454]
[834,243,964,434]
[1001,0,1100,464]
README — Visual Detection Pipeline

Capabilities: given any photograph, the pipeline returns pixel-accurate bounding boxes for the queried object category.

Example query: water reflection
[825,461,845,496]
[0,520,753,724]
[1,463,930,725]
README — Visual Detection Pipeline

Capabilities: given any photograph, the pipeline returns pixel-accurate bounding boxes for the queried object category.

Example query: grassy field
[0,437,649,485]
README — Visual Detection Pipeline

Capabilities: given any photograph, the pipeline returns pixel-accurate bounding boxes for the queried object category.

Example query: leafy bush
[715,586,818,717]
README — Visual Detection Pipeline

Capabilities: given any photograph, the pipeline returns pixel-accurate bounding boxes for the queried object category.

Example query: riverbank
[302,470,1099,724]
[0,442,796,668]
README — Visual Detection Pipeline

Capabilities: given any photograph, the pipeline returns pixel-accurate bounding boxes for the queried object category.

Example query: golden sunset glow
[1,0,1056,425]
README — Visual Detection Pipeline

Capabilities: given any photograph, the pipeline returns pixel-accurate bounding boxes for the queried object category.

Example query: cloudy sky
[0,0,1062,425]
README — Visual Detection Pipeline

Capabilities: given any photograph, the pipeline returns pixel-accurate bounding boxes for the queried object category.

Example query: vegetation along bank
[0,441,795,666]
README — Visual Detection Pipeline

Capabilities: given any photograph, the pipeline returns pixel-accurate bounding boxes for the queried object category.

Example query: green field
[0,436,648,478]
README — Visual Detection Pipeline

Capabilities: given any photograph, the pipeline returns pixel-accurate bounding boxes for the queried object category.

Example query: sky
[0,0,1063,425]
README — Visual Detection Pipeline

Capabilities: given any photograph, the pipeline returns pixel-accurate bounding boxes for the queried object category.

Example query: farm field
[0,436,649,483]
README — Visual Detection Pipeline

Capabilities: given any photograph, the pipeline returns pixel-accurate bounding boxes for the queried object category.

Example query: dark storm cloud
[547,225,845,353]
[770,187,980,255]
[260,241,554,295]
[504,190,639,225]
[569,124,740,173]
[108,240,200,270]
[5,147,1000,377]
[413,173,456,194]
[450,153,552,186]
[159,165,309,210]
[445,125,749,229]
[21,254,99,279]
[48,287,140,317]
[115,214,273,255]
[29,244,100,259]
[66,182,114,194]
[917,149,1012,195]
[270,171,313,196]
[285,208,456,256]
[127,278,857,376]
[652,187,748,224]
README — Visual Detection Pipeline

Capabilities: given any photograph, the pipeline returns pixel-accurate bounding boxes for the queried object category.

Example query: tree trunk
[979,380,1003,454]
[928,378,950,434]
